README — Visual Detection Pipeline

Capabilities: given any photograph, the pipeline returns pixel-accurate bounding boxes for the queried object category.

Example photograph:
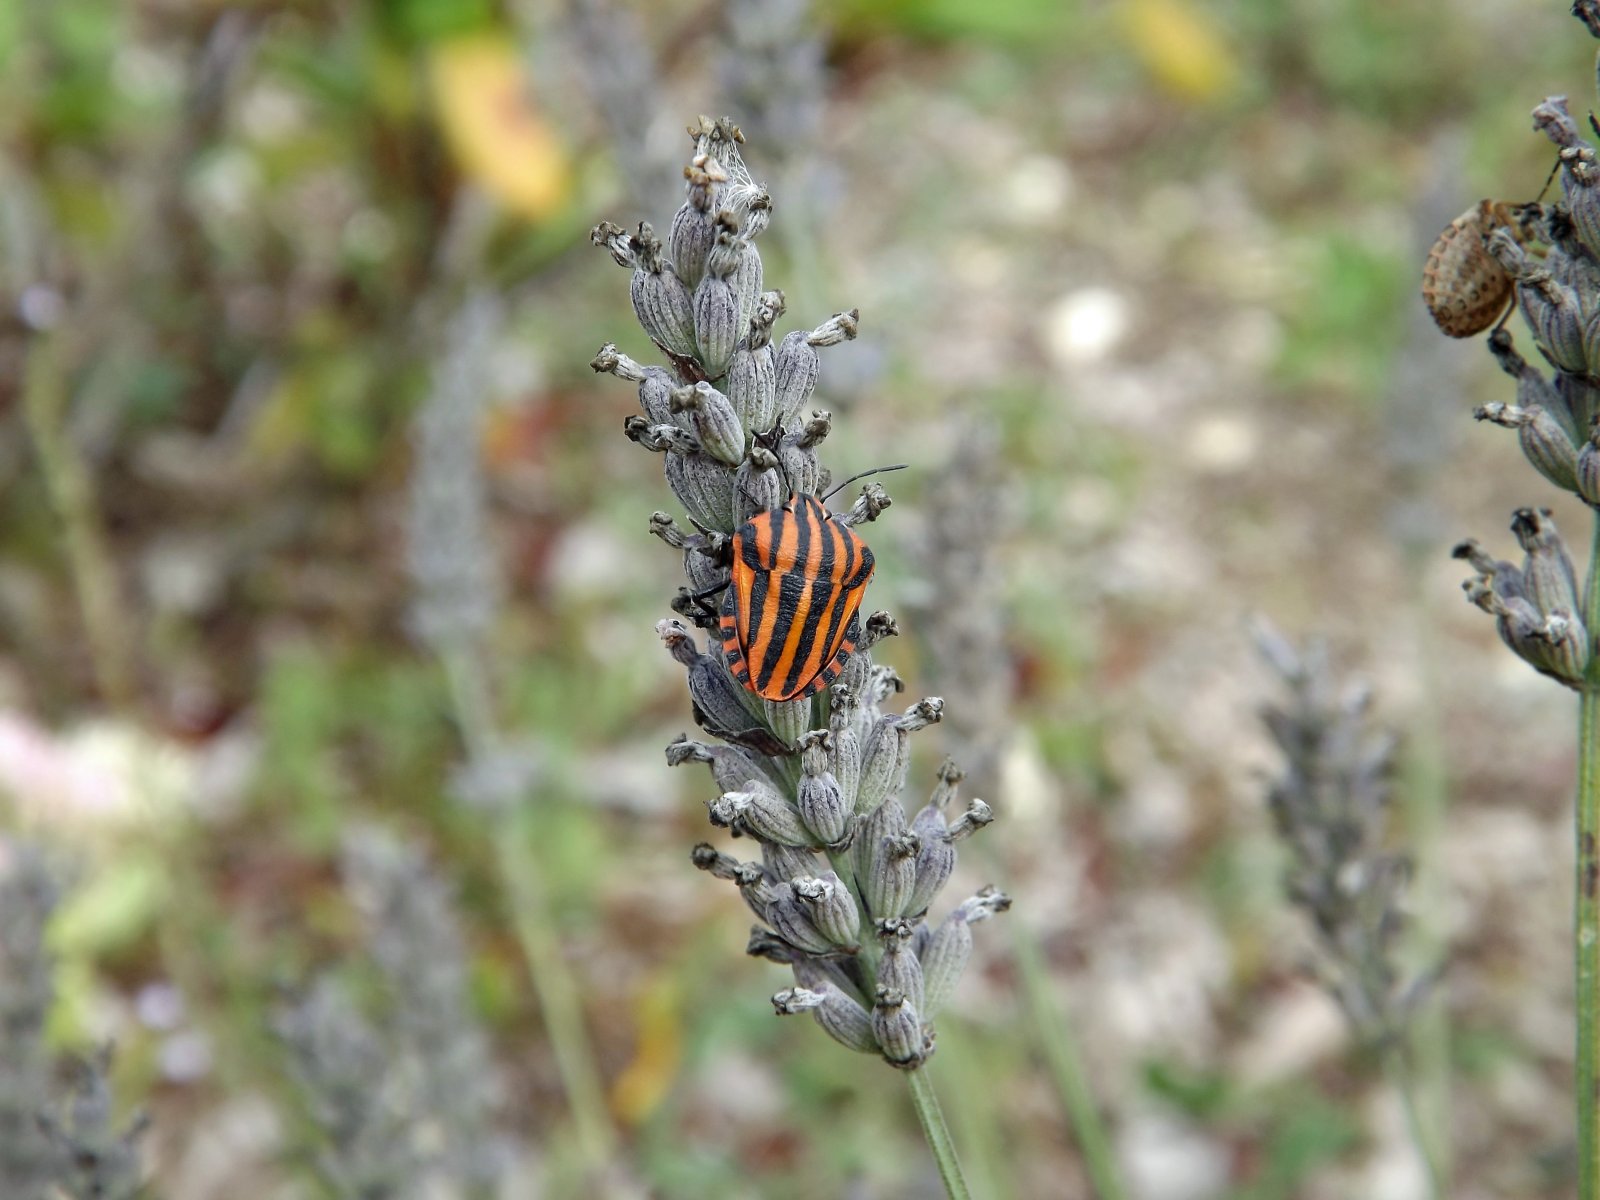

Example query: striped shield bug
[1422,199,1545,338]
[719,465,906,702]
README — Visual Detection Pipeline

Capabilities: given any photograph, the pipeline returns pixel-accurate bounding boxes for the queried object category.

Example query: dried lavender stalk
[1254,624,1443,1194]
[592,115,1008,1199]
[0,843,144,1200]
[0,845,63,1200]
[278,828,505,1199]
[404,289,622,1186]
[276,977,418,1199]
[1430,13,1600,1192]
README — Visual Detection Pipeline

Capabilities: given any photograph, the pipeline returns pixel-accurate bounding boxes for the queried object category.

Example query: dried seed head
[774,985,878,1054]
[670,155,731,290]
[796,730,851,846]
[793,872,862,949]
[764,841,828,885]
[672,382,746,465]
[693,281,741,381]
[876,918,925,1016]
[1511,506,1581,617]
[665,449,737,534]
[1474,402,1580,492]
[871,985,932,1068]
[733,446,785,525]
[726,338,778,436]
[767,881,841,954]
[1579,425,1600,506]
[708,785,817,847]
[1487,328,1578,441]
[625,224,698,359]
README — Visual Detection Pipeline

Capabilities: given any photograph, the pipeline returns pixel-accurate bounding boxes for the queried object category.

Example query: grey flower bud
[763,841,827,886]
[667,736,783,795]
[688,116,773,240]
[734,447,785,525]
[1463,579,1589,685]
[860,666,907,728]
[690,843,775,921]
[764,694,813,751]
[797,731,851,846]
[1489,230,1587,372]
[778,419,828,497]
[624,419,698,455]
[1580,429,1600,506]
[827,687,863,811]
[1487,328,1578,442]
[726,338,778,437]
[1511,507,1581,617]
[694,229,744,379]
[591,343,683,427]
[855,793,904,883]
[672,382,746,465]
[871,986,931,1068]
[669,155,729,291]
[708,786,817,847]
[793,873,861,949]
[589,220,636,268]
[774,310,860,427]
[856,699,945,815]
[665,450,736,534]
[1474,404,1579,492]
[907,805,954,919]
[876,919,925,1017]
[946,799,995,841]
[767,882,838,954]
[774,985,877,1054]
[659,621,778,747]
[747,290,786,351]
[865,828,920,921]
[1560,371,1600,439]
[838,481,894,529]
[919,914,971,1021]
[628,224,698,359]
[748,925,800,964]
[1554,133,1600,258]
[919,889,1011,1019]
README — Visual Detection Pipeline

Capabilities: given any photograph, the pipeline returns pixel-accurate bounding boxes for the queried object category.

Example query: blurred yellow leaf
[611,973,683,1126]
[428,34,569,221]
[1119,0,1240,104]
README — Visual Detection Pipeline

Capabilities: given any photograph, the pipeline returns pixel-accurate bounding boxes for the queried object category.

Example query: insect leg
[673,576,730,630]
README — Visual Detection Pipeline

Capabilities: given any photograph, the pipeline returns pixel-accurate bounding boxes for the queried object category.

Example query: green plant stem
[22,334,137,713]
[1578,510,1600,1200]
[1386,1053,1445,1200]
[906,1066,972,1200]
[1399,553,1452,1194]
[1011,920,1128,1200]
[440,648,621,1183]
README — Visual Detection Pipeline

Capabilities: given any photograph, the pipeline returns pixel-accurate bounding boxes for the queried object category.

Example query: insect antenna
[820,463,910,503]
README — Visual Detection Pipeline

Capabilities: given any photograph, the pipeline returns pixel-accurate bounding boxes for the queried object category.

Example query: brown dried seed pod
[1422,200,1542,338]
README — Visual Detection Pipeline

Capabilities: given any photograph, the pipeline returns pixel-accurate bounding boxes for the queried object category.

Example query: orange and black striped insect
[719,466,905,702]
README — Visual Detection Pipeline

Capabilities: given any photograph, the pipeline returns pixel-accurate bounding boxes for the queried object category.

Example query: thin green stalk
[1576,510,1600,1200]
[906,1066,972,1200]
[1011,919,1128,1200]
[1385,1052,1445,1200]
[21,335,137,712]
[1399,553,1452,1194]
[440,648,621,1182]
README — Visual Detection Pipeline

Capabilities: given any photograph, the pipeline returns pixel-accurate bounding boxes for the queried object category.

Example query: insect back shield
[721,493,875,702]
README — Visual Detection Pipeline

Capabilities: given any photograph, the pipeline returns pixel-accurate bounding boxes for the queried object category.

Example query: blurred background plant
[1,0,1597,1196]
